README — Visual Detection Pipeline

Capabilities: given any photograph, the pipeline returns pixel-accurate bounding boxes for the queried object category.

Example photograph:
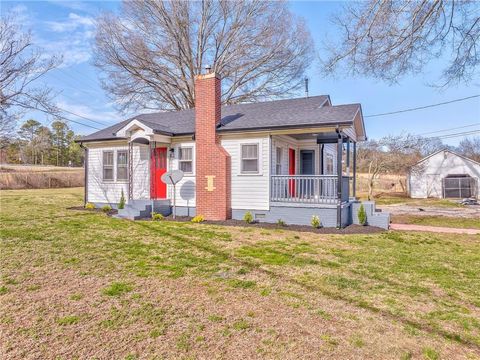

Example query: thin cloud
[46,1,95,13]
[39,12,95,67]
[45,13,94,32]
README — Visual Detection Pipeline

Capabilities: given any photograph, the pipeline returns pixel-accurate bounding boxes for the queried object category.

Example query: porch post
[336,134,343,228]
[128,141,133,200]
[353,141,357,198]
[346,138,350,177]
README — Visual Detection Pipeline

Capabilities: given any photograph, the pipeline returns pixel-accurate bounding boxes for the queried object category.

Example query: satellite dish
[160,170,184,218]
[161,170,184,185]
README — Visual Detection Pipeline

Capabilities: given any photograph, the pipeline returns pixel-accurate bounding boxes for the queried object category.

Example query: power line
[54,68,101,93]
[365,95,480,118]
[55,106,109,126]
[11,99,102,131]
[53,114,102,131]
[418,122,480,136]
[430,129,480,140]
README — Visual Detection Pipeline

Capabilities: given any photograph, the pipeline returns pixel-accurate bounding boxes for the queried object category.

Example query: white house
[78,72,390,228]
[408,149,480,199]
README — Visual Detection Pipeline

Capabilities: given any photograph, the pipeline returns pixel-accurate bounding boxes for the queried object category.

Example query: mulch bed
[160,215,385,234]
[67,206,384,234]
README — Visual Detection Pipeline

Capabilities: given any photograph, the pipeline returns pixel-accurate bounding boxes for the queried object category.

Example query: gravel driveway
[378,204,480,218]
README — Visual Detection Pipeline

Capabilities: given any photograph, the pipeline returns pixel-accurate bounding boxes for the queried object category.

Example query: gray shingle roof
[79,95,362,142]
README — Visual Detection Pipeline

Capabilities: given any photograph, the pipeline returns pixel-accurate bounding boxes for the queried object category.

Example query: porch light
[169,148,175,159]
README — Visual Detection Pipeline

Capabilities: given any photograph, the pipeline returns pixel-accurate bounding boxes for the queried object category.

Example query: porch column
[336,134,343,228]
[128,141,133,200]
[336,135,343,200]
[353,141,357,198]
[346,138,350,176]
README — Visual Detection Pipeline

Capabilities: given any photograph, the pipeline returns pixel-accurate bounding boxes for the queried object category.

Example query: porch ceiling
[289,130,352,141]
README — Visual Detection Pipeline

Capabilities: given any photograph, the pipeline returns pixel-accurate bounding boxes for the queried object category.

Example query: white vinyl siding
[168,141,196,207]
[221,136,270,210]
[132,145,150,200]
[88,144,130,204]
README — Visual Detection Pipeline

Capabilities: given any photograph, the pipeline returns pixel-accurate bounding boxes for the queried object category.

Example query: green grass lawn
[392,214,480,229]
[1,188,479,359]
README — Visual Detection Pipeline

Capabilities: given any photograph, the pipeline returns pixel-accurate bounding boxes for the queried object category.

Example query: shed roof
[413,149,480,167]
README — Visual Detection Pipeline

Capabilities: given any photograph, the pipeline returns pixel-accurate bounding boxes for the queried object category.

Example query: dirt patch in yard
[67,206,118,216]
[2,266,475,360]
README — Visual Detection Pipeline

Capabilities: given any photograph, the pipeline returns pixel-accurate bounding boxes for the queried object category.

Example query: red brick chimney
[194,72,231,220]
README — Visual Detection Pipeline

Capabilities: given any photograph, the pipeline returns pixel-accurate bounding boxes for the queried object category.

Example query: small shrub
[311,215,321,228]
[191,215,205,223]
[357,204,367,226]
[151,212,164,221]
[118,189,126,210]
[243,211,254,224]
[85,202,95,210]
[277,219,286,226]
[102,205,112,213]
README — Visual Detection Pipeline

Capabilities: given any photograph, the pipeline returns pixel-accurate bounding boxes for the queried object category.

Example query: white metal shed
[408,149,480,199]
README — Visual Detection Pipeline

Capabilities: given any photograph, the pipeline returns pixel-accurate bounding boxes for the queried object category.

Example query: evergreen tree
[18,119,41,164]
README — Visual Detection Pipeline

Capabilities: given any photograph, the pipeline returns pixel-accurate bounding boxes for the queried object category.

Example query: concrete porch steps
[117,199,171,220]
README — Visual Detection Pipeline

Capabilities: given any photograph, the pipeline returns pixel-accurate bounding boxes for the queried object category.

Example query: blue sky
[3,1,479,145]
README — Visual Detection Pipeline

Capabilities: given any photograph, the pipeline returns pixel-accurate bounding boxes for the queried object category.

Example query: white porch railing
[270,175,350,204]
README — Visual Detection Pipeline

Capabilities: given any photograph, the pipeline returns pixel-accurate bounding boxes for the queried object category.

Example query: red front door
[151,147,167,199]
[289,148,296,196]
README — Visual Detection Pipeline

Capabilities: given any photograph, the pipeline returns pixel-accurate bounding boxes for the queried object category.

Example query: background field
[1,188,479,359]
[0,165,404,196]
[0,164,84,190]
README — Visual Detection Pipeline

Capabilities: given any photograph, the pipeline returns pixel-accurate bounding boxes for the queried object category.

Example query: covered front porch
[269,129,357,206]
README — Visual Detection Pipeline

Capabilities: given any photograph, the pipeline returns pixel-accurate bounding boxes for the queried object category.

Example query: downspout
[79,142,88,206]
[353,141,357,198]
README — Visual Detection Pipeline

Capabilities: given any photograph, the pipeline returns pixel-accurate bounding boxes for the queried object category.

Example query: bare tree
[322,1,480,86]
[94,0,314,112]
[357,133,445,198]
[0,14,61,135]
[457,136,480,162]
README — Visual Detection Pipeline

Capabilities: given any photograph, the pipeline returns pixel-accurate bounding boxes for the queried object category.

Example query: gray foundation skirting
[97,199,390,229]
[232,205,351,228]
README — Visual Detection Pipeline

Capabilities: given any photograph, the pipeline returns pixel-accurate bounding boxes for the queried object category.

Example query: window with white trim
[241,144,259,173]
[178,147,193,173]
[275,147,282,175]
[325,153,334,174]
[117,150,128,181]
[103,151,114,181]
